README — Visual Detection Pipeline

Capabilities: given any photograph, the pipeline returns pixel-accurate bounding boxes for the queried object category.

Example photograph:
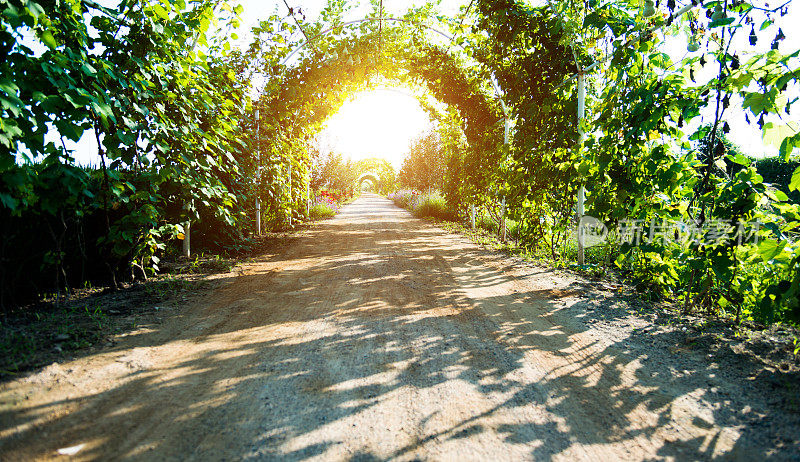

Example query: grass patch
[310,202,337,220]
[0,275,207,380]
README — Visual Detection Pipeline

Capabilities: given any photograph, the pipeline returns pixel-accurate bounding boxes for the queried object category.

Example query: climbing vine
[2,0,799,328]
[469,0,800,325]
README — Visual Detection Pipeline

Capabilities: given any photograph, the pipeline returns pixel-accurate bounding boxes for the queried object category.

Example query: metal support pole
[256,199,261,235]
[287,162,292,227]
[577,71,586,266]
[501,107,511,243]
[255,108,261,236]
[500,197,507,242]
[306,165,311,218]
[182,222,191,258]
[182,203,191,258]
[470,204,476,230]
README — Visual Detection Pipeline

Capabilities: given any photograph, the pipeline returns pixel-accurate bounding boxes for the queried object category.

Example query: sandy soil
[1,193,798,461]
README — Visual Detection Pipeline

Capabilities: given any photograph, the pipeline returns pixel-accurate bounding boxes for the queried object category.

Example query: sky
[56,0,800,167]
[317,89,433,169]
[654,2,800,158]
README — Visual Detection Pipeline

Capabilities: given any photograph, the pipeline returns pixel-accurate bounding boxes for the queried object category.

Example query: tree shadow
[1,195,798,460]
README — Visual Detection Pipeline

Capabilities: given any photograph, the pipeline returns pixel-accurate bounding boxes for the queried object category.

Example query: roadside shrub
[752,156,800,203]
[310,203,337,220]
[390,190,460,222]
[309,195,342,221]
[413,192,459,221]
[388,190,419,210]
[476,212,497,233]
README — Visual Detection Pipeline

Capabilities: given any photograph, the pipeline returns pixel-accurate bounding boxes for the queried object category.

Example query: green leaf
[0,192,19,211]
[743,93,769,116]
[40,30,57,49]
[577,160,591,176]
[779,134,800,161]
[758,239,786,261]
[54,120,84,142]
[790,165,800,192]
[80,63,97,76]
[151,4,169,20]
[709,17,735,28]
[727,153,751,166]
[763,122,799,149]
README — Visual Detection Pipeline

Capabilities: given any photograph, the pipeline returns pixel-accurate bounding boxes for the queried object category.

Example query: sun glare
[318,88,433,169]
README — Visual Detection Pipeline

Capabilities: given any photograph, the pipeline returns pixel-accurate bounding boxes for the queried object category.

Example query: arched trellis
[279,17,508,125]
[357,172,380,185]
[252,15,512,233]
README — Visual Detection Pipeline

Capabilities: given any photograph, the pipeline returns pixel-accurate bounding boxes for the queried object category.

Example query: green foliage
[4,0,800,331]
[0,0,254,307]
[412,191,458,221]
[310,202,337,220]
[355,158,397,195]
[390,190,458,222]
[399,131,447,192]
[463,0,800,326]
[311,150,359,200]
[753,157,800,203]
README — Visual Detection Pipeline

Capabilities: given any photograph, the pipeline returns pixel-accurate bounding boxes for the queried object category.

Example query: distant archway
[256,24,506,203]
[358,172,380,189]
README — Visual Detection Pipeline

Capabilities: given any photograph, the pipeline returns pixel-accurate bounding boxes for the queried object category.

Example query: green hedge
[752,157,800,203]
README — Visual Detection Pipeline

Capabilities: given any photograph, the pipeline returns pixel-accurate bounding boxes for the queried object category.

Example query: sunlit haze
[317,89,432,169]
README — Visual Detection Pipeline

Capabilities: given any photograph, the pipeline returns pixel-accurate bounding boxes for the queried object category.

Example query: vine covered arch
[253,18,508,211]
[357,173,379,189]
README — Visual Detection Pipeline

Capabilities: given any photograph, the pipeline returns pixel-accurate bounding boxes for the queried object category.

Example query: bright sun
[318,88,432,169]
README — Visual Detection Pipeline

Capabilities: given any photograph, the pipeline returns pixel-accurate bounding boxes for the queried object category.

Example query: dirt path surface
[1,193,798,461]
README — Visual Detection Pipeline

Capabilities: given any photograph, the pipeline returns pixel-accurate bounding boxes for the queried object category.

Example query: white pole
[255,108,261,236]
[502,108,511,242]
[182,222,190,258]
[287,162,292,227]
[307,165,311,218]
[256,199,261,235]
[182,202,191,258]
[501,197,507,242]
[470,204,476,230]
[577,71,586,266]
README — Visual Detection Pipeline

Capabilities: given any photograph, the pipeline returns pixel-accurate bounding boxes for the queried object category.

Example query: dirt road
[1,193,798,460]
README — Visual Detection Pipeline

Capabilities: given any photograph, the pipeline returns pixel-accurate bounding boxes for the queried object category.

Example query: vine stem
[94,119,117,289]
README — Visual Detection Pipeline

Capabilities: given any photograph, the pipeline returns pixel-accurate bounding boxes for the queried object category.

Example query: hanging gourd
[687,38,700,52]
[643,0,656,18]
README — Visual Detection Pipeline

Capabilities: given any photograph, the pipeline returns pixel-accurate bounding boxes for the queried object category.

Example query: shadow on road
[1,194,798,460]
